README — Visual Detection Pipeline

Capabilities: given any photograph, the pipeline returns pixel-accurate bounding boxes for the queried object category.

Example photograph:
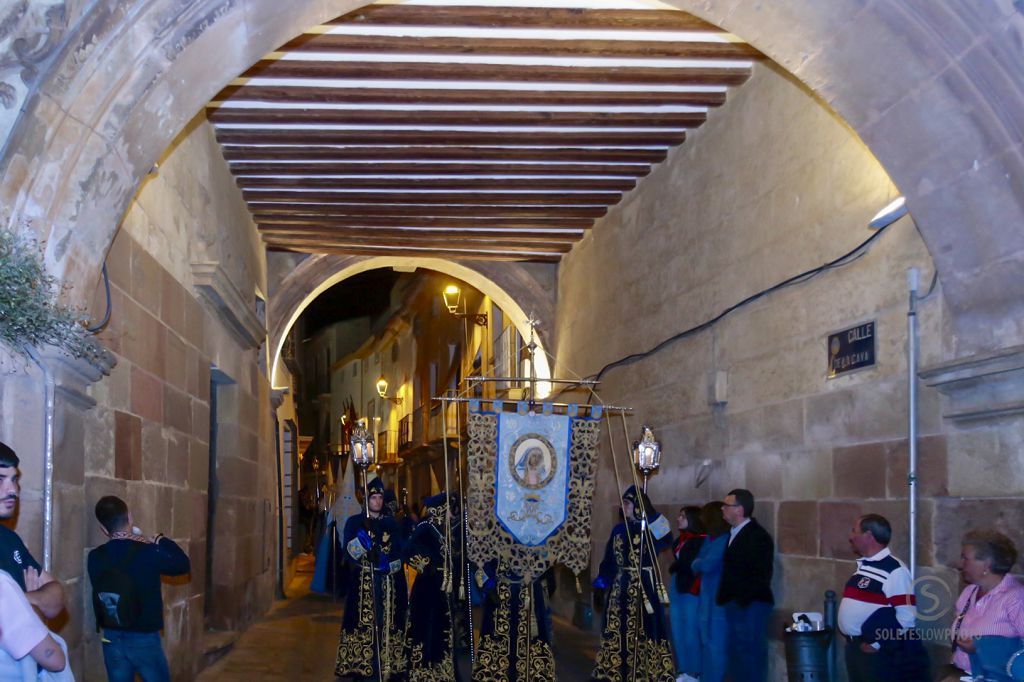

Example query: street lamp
[441,284,487,327]
[632,425,662,492]
[376,376,403,405]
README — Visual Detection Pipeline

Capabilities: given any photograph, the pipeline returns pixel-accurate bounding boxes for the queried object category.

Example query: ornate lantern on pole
[350,418,376,471]
[350,418,377,512]
[632,425,661,493]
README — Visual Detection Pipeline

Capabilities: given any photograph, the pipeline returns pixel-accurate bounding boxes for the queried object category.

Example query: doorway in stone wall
[205,367,235,626]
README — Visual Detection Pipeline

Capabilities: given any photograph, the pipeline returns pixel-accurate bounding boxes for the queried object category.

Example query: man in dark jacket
[88,495,190,682]
[718,488,774,682]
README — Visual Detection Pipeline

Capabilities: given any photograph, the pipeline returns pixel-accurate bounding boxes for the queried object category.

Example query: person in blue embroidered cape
[591,484,676,682]
[402,492,459,681]
[473,556,555,681]
[334,477,408,681]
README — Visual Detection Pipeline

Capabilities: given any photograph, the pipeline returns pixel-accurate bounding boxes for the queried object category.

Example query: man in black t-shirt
[0,442,66,618]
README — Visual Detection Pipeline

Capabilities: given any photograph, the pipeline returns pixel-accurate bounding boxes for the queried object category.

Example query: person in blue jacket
[691,501,729,682]
[591,485,675,682]
[334,477,408,681]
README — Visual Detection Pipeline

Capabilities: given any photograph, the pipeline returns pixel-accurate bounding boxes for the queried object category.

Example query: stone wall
[553,60,1024,677]
[66,115,276,679]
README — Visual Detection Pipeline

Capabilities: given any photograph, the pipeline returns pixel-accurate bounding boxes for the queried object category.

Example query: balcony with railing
[428,401,462,441]
[412,405,425,446]
[398,414,413,451]
[377,429,398,464]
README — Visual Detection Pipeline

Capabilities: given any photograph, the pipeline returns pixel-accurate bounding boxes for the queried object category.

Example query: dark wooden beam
[207,108,707,128]
[230,161,651,177]
[267,244,563,262]
[328,6,722,31]
[239,177,635,192]
[244,59,750,86]
[279,33,761,60]
[259,227,583,243]
[215,129,684,146]
[222,146,668,163]
[262,235,575,251]
[256,215,593,229]
[250,204,606,218]
[242,190,620,205]
[214,85,727,107]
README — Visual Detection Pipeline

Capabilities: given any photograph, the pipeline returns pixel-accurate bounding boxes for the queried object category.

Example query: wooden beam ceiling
[208,3,761,261]
[321,6,723,31]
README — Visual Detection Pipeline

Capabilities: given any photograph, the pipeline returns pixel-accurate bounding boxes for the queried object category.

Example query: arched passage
[268,255,555,393]
[0,0,1022,355]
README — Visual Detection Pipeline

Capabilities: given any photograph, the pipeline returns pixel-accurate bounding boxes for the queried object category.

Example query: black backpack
[93,543,143,630]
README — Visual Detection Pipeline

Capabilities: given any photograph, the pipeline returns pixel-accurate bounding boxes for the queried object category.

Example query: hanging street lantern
[442,284,461,314]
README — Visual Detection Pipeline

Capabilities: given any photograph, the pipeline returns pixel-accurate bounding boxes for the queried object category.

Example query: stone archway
[1,0,1022,355]
[267,255,556,392]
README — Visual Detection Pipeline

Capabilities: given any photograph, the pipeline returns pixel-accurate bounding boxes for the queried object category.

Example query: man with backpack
[88,495,190,682]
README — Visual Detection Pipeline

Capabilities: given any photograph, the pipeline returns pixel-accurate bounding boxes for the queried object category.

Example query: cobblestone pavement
[197,568,599,681]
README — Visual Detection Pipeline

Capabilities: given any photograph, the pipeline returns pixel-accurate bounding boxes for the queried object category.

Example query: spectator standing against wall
[88,495,191,682]
[0,443,66,618]
[837,514,928,682]
[667,505,705,682]
[948,530,1024,679]
[717,488,774,682]
[692,501,729,682]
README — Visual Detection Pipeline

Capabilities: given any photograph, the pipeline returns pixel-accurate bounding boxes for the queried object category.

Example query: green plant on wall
[0,227,95,359]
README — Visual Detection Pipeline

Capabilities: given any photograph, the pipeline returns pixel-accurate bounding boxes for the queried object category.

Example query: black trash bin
[783,627,832,682]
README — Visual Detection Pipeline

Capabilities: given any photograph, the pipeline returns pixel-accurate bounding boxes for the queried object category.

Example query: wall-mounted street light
[868,196,907,230]
[376,376,403,405]
[442,284,487,327]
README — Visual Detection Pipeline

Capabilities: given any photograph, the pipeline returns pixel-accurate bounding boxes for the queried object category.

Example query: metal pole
[24,346,54,571]
[907,267,919,580]
[824,590,837,681]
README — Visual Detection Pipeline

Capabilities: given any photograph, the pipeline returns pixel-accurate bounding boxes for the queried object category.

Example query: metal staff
[603,411,649,682]
[440,398,459,677]
[350,420,384,682]
[623,418,670,607]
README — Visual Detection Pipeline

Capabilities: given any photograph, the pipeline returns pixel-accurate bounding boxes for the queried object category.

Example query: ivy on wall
[0,228,95,359]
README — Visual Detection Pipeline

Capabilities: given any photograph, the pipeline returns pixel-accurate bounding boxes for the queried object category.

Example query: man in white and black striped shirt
[838,514,928,681]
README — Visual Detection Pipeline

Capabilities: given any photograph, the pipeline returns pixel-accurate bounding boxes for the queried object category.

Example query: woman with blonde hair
[950,530,1024,679]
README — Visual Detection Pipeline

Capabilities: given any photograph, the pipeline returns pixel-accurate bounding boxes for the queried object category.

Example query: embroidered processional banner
[467,400,602,580]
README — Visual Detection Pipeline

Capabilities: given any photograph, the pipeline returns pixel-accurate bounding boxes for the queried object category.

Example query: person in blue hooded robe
[334,477,408,681]
[472,557,555,681]
[591,485,676,682]
[403,493,459,681]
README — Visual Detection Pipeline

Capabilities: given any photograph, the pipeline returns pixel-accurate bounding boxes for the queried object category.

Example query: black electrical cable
[86,263,111,333]
[586,221,894,390]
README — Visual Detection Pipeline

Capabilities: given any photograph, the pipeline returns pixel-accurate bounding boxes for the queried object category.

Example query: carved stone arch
[267,255,556,390]
[0,0,1022,355]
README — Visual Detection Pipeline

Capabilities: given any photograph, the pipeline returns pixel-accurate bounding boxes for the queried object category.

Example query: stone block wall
[58,116,275,680]
[554,60,1023,677]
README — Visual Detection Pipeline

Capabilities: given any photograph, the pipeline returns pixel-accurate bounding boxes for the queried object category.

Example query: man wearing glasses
[717,489,774,682]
